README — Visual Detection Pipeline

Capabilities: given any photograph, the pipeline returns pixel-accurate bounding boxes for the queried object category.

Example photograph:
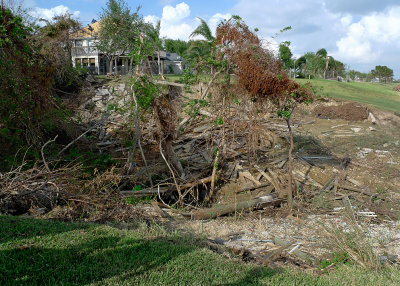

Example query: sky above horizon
[19,0,400,77]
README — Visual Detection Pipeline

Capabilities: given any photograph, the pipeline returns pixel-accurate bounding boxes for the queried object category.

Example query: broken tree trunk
[191,194,282,220]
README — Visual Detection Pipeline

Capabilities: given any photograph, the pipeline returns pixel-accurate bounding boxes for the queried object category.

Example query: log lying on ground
[191,194,283,220]
[120,176,214,197]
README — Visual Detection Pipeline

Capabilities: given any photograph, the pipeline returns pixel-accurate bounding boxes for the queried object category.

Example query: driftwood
[191,194,283,220]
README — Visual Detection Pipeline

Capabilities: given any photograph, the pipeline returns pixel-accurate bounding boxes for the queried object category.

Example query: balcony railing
[71,46,99,57]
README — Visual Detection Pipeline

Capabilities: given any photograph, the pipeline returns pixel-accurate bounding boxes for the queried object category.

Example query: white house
[70,21,185,75]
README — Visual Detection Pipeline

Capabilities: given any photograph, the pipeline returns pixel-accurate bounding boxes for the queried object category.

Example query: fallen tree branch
[131,83,153,188]
[41,135,58,172]
[160,138,183,204]
[57,115,109,157]
[191,194,283,220]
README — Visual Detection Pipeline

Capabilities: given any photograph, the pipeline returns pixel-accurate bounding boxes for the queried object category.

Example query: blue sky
[27,0,233,25]
[21,0,400,77]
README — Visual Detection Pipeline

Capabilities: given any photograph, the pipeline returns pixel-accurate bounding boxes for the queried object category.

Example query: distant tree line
[276,42,394,82]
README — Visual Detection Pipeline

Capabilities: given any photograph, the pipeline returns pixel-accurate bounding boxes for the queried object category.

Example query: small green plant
[182,99,209,118]
[320,252,350,269]
[178,68,197,93]
[214,117,224,125]
[132,75,159,111]
[125,195,153,205]
[132,185,143,191]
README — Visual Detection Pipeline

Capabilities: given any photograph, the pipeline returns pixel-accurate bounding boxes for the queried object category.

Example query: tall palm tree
[316,48,331,79]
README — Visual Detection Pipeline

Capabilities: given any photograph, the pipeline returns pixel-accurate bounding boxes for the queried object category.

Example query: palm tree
[190,17,214,43]
[316,48,331,79]
[187,17,215,67]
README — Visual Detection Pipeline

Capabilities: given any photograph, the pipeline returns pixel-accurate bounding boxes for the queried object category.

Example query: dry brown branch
[41,135,58,173]
[206,148,220,202]
[159,138,183,204]
[57,115,109,157]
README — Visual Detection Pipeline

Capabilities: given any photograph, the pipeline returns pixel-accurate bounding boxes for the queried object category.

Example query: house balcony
[71,46,99,57]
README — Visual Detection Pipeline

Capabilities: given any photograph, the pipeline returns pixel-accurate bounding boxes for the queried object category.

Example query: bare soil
[314,102,369,121]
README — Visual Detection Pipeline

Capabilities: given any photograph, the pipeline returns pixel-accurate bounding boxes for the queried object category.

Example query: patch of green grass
[297,79,400,112]
[1,216,400,285]
[320,252,350,269]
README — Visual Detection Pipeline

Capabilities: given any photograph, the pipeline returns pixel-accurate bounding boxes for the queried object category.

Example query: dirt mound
[314,103,368,121]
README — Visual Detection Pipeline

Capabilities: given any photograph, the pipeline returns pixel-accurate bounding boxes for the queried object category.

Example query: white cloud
[162,2,190,23]
[29,5,80,22]
[230,0,400,75]
[324,0,398,15]
[145,2,229,41]
[208,13,231,35]
[144,15,159,25]
[231,0,348,59]
[340,15,353,27]
[144,2,194,40]
[334,7,400,64]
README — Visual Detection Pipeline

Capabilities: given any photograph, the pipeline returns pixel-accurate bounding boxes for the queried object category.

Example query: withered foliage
[215,18,313,106]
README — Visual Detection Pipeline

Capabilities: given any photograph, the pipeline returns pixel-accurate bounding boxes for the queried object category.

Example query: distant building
[153,51,185,75]
[70,21,107,75]
[70,21,184,75]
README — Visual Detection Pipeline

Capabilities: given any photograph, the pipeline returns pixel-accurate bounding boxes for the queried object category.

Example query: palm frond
[190,17,214,42]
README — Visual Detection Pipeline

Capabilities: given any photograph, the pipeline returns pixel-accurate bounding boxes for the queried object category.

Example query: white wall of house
[164,61,184,74]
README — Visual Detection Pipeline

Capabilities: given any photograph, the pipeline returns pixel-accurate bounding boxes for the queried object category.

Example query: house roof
[71,21,101,39]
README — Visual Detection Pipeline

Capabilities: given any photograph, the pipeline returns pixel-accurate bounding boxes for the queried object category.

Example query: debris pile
[314,103,369,121]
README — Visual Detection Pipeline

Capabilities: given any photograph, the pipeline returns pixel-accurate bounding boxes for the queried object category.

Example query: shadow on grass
[219,267,278,286]
[0,216,93,244]
[0,216,278,285]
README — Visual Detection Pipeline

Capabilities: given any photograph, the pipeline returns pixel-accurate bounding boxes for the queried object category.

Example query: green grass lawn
[1,216,400,285]
[297,79,400,113]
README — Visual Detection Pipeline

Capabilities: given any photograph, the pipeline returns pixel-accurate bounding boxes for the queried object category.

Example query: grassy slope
[297,79,400,113]
[1,216,399,286]
[102,75,400,112]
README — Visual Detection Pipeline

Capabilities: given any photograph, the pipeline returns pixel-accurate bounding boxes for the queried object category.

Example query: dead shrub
[393,84,400,92]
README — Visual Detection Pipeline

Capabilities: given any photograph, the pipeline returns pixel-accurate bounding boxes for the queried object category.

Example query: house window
[75,40,83,47]
[90,58,96,67]
[75,58,82,66]
[82,58,89,66]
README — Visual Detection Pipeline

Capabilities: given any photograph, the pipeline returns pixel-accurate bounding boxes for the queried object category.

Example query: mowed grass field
[296,79,400,113]
[1,216,400,286]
